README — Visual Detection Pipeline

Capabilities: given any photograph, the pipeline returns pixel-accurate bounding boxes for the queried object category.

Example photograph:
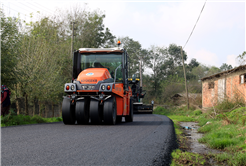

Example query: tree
[237,51,246,65]
[148,45,166,96]
[220,63,233,71]
[206,66,221,76]
[189,58,199,69]
[15,16,71,115]
[1,11,20,89]
[191,64,209,80]
[71,10,115,49]
[117,36,151,77]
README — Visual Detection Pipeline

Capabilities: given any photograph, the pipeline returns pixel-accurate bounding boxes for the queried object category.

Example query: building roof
[201,64,246,81]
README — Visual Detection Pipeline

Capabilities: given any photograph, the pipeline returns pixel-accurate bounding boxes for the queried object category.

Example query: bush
[193,109,202,115]
[1,111,63,127]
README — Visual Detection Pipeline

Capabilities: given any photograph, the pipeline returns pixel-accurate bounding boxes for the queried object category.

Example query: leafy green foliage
[1,11,20,88]
[1,109,62,127]
[74,11,115,48]
[171,149,206,166]
[193,109,202,115]
[220,63,233,71]
[237,51,246,65]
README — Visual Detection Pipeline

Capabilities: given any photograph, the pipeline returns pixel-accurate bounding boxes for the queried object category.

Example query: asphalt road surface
[1,114,178,166]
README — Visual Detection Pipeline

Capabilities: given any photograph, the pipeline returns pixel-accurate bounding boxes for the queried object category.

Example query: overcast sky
[1,0,245,68]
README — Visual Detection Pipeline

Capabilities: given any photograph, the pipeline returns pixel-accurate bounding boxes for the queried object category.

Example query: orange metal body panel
[75,68,132,116]
[77,68,111,84]
[112,84,132,116]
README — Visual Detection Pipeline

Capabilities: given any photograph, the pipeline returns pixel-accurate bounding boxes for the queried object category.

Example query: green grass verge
[153,105,246,166]
[1,109,63,127]
[171,149,206,166]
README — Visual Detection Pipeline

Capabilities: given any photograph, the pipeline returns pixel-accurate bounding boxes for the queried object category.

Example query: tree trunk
[60,102,62,117]
[45,103,48,118]
[52,103,54,117]
[25,93,28,116]
[33,97,36,116]
[39,101,42,117]
[16,98,20,115]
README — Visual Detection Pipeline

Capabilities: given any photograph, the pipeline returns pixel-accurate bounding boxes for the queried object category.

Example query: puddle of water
[179,122,221,155]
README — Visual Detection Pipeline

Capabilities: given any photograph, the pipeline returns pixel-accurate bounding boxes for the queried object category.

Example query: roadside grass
[171,149,206,166]
[154,103,246,166]
[1,109,63,127]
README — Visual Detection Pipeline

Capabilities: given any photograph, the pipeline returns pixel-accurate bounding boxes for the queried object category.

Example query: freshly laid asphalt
[1,114,178,166]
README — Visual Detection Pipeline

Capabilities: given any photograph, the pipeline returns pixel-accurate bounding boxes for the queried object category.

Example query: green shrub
[32,115,46,123]
[1,112,63,127]
[193,109,202,115]
[153,106,169,115]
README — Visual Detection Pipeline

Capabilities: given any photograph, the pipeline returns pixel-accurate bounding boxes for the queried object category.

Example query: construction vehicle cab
[62,45,133,125]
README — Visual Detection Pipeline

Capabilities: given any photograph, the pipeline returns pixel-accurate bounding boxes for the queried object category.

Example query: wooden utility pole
[181,46,189,110]
[139,55,143,102]
[139,57,143,88]
[71,22,76,58]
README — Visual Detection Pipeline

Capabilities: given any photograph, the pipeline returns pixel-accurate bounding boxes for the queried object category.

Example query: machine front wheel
[103,96,117,125]
[90,99,102,124]
[76,99,89,124]
[62,98,76,125]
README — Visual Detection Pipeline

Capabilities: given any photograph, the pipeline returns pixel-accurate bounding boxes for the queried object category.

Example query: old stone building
[201,65,246,108]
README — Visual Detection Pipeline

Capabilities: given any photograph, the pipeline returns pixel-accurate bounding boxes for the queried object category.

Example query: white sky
[1,0,245,68]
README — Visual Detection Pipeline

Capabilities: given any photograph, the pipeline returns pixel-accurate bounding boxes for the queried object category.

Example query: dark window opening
[208,82,214,89]
[240,74,246,84]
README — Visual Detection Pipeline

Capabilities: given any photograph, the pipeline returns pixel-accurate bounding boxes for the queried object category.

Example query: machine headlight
[101,85,105,90]
[71,85,75,90]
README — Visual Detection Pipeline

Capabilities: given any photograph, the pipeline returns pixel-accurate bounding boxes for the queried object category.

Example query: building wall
[202,70,246,108]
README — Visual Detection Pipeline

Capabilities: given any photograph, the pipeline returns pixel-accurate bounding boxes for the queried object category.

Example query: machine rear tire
[76,99,89,124]
[90,99,102,124]
[62,98,76,125]
[103,96,116,125]
[125,99,133,122]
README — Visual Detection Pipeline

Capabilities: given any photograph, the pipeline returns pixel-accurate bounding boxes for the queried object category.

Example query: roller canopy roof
[79,47,124,53]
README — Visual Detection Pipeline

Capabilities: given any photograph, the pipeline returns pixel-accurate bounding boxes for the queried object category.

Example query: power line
[28,2,53,15]
[33,2,54,15]
[19,2,39,12]
[2,4,27,16]
[183,0,207,49]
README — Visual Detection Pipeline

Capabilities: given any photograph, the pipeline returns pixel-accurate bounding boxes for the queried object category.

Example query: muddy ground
[178,122,224,166]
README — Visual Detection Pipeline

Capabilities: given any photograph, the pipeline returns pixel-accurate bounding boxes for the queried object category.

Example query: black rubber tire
[76,98,89,124]
[62,98,76,125]
[90,99,102,124]
[116,116,122,123]
[125,99,133,122]
[103,96,116,125]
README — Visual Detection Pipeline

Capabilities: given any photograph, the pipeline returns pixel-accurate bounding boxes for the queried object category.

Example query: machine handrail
[114,64,122,84]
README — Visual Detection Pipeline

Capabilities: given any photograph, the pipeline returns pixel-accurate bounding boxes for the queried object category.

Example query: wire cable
[33,2,54,15]
[2,4,27,16]
[183,0,207,49]
[18,2,43,13]
[28,2,53,15]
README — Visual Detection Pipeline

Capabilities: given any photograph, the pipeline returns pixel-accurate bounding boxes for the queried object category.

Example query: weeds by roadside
[154,101,246,166]
[1,109,62,127]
